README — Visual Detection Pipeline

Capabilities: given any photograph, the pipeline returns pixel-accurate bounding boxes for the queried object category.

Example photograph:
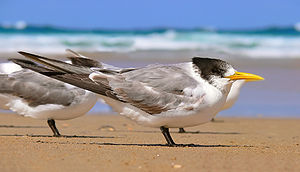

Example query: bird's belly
[148,105,222,128]
[158,89,227,128]
[156,112,216,128]
[8,93,98,120]
[100,95,225,128]
[33,93,98,120]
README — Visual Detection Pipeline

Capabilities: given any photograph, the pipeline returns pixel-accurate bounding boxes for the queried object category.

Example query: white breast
[222,80,246,110]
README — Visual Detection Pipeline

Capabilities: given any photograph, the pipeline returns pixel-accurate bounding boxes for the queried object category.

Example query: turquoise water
[1,25,300,58]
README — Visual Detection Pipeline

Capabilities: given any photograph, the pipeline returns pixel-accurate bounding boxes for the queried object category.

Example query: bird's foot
[178,128,186,133]
[52,134,62,137]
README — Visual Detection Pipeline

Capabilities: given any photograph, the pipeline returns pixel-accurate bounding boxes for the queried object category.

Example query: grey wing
[0,70,81,107]
[121,64,198,94]
[9,69,66,88]
[92,64,200,114]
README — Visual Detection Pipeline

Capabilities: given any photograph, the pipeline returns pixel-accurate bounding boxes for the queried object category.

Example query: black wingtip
[8,58,36,65]
[18,51,43,59]
[9,58,59,74]
[18,51,30,56]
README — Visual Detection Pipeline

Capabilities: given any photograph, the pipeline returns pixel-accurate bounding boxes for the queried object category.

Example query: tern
[16,51,263,146]
[0,59,98,136]
[56,50,249,134]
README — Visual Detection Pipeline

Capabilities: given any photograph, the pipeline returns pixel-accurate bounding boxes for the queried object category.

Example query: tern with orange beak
[16,52,264,146]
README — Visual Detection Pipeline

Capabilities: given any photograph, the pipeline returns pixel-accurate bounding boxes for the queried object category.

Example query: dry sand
[0,113,300,172]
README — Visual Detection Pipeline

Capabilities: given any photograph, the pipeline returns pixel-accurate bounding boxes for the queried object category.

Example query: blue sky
[0,0,299,29]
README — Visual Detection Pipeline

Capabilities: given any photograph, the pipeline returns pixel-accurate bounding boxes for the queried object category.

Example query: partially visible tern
[0,58,98,136]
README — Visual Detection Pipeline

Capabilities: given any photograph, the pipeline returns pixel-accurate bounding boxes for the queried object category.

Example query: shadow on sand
[0,125,47,128]
[0,134,118,139]
[211,119,225,123]
[33,140,253,148]
[117,130,241,135]
[175,131,240,134]
[89,142,251,148]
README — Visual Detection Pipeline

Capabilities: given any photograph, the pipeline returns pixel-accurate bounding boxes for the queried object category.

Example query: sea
[1,23,300,58]
[1,23,300,118]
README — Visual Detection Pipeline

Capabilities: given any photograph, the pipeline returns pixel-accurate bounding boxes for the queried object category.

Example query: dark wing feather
[67,56,103,68]
[18,51,92,74]
[12,58,121,101]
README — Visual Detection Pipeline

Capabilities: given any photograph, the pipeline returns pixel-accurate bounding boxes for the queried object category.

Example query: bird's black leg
[160,126,176,146]
[47,119,61,137]
[178,128,186,133]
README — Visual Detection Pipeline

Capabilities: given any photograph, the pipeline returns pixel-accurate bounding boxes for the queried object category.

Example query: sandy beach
[0,113,300,172]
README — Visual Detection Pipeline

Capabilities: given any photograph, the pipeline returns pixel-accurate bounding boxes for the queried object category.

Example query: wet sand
[0,113,300,172]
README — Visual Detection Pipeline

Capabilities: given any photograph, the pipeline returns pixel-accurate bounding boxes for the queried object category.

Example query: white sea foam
[1,30,300,58]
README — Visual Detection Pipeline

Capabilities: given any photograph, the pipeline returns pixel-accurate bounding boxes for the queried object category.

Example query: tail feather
[11,56,120,100]
[18,51,92,74]
[66,56,103,68]
[9,58,57,73]
[65,49,136,73]
[65,49,103,67]
[65,49,87,58]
